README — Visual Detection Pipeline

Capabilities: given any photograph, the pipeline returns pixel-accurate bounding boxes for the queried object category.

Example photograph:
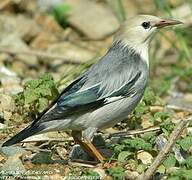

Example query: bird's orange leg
[71,131,105,162]
[83,142,105,162]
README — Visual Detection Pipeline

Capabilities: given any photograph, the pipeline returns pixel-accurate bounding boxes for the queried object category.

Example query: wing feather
[37,42,145,122]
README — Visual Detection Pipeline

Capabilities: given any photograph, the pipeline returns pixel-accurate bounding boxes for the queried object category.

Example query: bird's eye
[142,22,150,29]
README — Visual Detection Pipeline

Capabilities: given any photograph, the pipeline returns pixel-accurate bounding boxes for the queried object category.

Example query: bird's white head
[115,14,182,66]
[116,14,182,48]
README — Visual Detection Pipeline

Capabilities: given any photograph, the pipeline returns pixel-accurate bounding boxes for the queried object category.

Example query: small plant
[160,119,175,136]
[177,134,192,151]
[122,137,153,151]
[14,74,59,117]
[52,3,71,27]
[133,87,158,119]
[112,136,153,164]
[106,166,126,180]
[81,170,100,179]
[168,168,192,180]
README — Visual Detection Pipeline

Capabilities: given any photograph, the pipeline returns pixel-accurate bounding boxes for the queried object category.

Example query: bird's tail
[2,123,43,147]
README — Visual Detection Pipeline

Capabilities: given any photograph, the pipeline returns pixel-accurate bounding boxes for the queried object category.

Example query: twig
[167,104,192,113]
[138,116,192,180]
[68,160,98,167]
[0,46,84,65]
[105,126,160,139]
[24,147,51,153]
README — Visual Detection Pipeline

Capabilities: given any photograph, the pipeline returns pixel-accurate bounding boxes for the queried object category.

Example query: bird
[2,15,182,162]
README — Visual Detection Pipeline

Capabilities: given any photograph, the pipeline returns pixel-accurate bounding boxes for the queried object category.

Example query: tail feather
[2,124,43,147]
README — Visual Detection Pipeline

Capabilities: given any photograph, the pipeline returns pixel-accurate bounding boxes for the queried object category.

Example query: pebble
[64,0,119,40]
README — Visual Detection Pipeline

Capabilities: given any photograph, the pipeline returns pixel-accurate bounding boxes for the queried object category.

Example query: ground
[0,0,192,179]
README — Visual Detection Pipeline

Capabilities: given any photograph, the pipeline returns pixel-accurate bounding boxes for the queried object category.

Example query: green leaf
[24,89,39,104]
[178,136,192,151]
[14,92,25,106]
[122,137,152,151]
[142,132,157,145]
[113,144,126,154]
[167,177,180,180]
[40,74,53,82]
[25,79,41,89]
[134,101,147,118]
[169,169,192,180]
[185,156,192,169]
[136,164,147,173]
[82,170,100,179]
[160,119,175,136]
[143,87,156,105]
[118,151,132,163]
[52,3,71,27]
[163,153,176,168]
[37,86,52,97]
[106,167,125,180]
[38,98,49,112]
[157,164,166,174]
[153,111,170,121]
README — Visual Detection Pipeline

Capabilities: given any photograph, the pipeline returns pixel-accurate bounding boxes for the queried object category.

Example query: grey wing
[37,43,147,123]
[39,62,143,123]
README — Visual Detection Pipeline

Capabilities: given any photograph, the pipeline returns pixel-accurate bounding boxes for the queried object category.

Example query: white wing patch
[104,96,124,104]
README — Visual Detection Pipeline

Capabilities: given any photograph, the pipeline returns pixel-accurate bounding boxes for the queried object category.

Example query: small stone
[31,152,53,164]
[64,0,119,40]
[3,111,12,121]
[69,144,91,161]
[11,61,28,76]
[0,154,5,161]
[11,113,23,123]
[0,66,17,77]
[141,114,153,128]
[35,14,63,33]
[0,146,26,157]
[30,32,58,50]
[103,175,113,180]
[137,151,153,165]
[56,147,68,160]
[125,170,139,180]
[15,54,38,67]
[0,14,40,41]
[37,0,63,11]
[168,92,192,113]
[93,134,106,147]
[0,54,11,63]
[48,42,95,62]
[0,33,26,49]
[1,76,20,86]
[1,155,26,174]
[92,168,106,179]
[15,15,41,41]
[3,84,23,95]
[0,94,15,112]
[1,76,23,95]
[0,123,7,130]
[0,33,38,66]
